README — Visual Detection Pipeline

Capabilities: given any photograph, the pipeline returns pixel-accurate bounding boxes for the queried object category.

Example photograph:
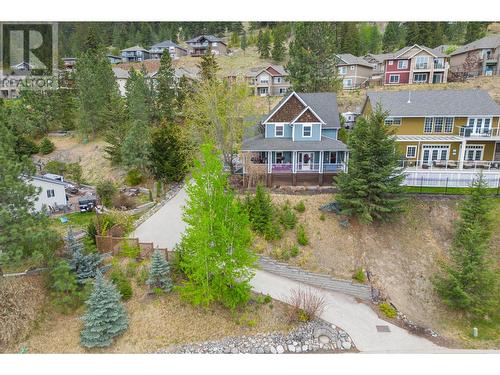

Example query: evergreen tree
[339,22,361,55]
[271,29,286,62]
[0,122,60,265]
[229,31,240,48]
[67,228,104,284]
[155,52,177,122]
[258,29,271,59]
[121,119,152,173]
[240,30,248,52]
[434,174,497,317]
[336,105,405,223]
[246,184,274,235]
[50,260,82,313]
[405,22,421,45]
[197,47,220,82]
[147,249,173,292]
[177,143,257,309]
[287,22,341,92]
[148,122,191,183]
[125,66,153,125]
[80,272,129,348]
[382,22,404,52]
[464,22,490,44]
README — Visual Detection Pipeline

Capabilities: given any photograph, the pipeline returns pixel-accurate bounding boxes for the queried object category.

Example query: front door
[422,145,448,165]
[299,152,314,171]
[432,72,443,84]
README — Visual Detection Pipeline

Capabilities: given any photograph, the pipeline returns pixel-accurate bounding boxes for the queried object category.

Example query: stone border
[161,320,355,354]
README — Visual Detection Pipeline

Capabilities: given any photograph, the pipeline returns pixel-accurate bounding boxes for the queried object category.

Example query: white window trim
[302,125,312,138]
[397,60,408,69]
[406,145,417,158]
[275,124,284,137]
[465,145,484,161]
[444,117,454,133]
[388,60,394,65]
[338,66,347,74]
[413,73,428,83]
[389,74,400,83]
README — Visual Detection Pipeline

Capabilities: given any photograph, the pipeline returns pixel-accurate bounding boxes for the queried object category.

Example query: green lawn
[50,211,95,235]
[403,186,499,195]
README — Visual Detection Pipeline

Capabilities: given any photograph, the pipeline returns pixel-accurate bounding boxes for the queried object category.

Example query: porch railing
[400,159,500,171]
[459,126,499,137]
[323,163,346,172]
[271,163,293,173]
[297,163,320,172]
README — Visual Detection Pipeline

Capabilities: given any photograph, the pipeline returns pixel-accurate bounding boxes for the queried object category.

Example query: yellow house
[362,89,500,187]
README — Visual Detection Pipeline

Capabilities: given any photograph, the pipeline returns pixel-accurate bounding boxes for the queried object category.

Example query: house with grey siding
[150,40,188,60]
[186,35,227,56]
[121,45,150,62]
[241,92,348,186]
[336,54,373,89]
[449,35,500,77]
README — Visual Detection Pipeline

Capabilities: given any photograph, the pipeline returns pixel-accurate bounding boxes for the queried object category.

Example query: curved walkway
[131,185,471,353]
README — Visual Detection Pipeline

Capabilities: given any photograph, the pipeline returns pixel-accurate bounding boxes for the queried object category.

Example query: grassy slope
[257,193,499,349]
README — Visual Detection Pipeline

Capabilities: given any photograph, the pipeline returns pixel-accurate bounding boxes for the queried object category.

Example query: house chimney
[407,91,411,104]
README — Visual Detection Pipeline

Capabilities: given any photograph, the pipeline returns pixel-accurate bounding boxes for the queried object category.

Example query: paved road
[133,186,188,249]
[131,185,473,352]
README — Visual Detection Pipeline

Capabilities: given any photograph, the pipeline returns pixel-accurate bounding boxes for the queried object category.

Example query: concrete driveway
[132,184,449,352]
[133,186,188,250]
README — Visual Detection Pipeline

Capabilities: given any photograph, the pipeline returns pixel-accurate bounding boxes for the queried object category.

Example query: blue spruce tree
[147,249,173,292]
[80,272,129,348]
[67,227,103,284]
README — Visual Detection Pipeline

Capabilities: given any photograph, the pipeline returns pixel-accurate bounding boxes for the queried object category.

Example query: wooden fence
[95,235,173,260]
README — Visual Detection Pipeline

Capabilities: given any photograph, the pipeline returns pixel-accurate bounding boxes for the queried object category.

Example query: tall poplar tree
[336,106,405,223]
[177,143,257,310]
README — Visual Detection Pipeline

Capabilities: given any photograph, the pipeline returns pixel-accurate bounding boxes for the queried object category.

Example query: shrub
[272,247,290,261]
[319,213,326,221]
[379,302,397,318]
[264,220,283,241]
[44,160,66,176]
[246,184,275,235]
[293,200,306,213]
[286,287,326,323]
[136,265,149,286]
[39,137,55,154]
[66,162,83,185]
[50,260,84,314]
[279,202,297,229]
[125,169,143,186]
[352,268,366,283]
[112,193,137,210]
[263,294,272,304]
[296,225,309,246]
[18,136,39,156]
[147,249,173,292]
[290,245,300,257]
[110,268,133,301]
[125,261,138,278]
[96,180,117,207]
[120,242,140,259]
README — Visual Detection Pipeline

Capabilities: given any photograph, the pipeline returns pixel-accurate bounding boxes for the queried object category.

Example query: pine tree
[405,22,421,45]
[287,22,341,92]
[271,29,286,62]
[0,121,60,265]
[147,249,173,292]
[155,52,177,122]
[434,174,497,317]
[258,29,271,59]
[339,22,361,55]
[336,105,405,223]
[121,119,152,173]
[197,47,220,82]
[125,66,153,125]
[148,122,191,183]
[67,228,103,284]
[382,22,404,52]
[464,22,490,44]
[178,143,257,309]
[246,183,274,235]
[240,30,247,53]
[80,272,129,348]
[229,31,240,48]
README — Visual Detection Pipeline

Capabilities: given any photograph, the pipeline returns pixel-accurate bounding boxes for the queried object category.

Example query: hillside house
[121,45,150,62]
[363,89,500,187]
[241,92,348,187]
[150,40,188,60]
[449,35,500,78]
[245,65,291,96]
[336,54,373,89]
[28,175,68,212]
[186,35,227,56]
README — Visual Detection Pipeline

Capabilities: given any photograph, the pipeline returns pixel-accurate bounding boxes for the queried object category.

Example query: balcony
[414,63,429,70]
[401,159,500,171]
[433,62,446,69]
[459,126,500,137]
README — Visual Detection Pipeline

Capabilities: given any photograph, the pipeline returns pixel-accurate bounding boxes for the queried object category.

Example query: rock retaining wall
[163,320,355,354]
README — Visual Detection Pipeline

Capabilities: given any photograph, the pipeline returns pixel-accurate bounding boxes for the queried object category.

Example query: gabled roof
[394,44,447,59]
[450,35,500,56]
[186,35,226,45]
[336,53,373,68]
[263,92,340,128]
[150,40,187,52]
[121,45,149,53]
[365,89,500,117]
[248,65,288,77]
[363,52,396,63]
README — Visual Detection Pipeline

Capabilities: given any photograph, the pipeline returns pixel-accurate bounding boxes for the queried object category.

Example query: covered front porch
[242,150,347,174]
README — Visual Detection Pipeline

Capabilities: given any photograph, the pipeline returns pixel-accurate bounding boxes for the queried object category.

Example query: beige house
[244,65,291,96]
[336,54,373,89]
[449,35,500,78]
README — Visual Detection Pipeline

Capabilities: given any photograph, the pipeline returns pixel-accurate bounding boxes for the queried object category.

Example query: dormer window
[302,125,312,137]
[275,124,284,137]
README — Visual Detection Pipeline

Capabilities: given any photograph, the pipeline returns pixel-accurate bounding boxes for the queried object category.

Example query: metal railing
[323,163,346,172]
[459,126,499,137]
[401,159,500,171]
